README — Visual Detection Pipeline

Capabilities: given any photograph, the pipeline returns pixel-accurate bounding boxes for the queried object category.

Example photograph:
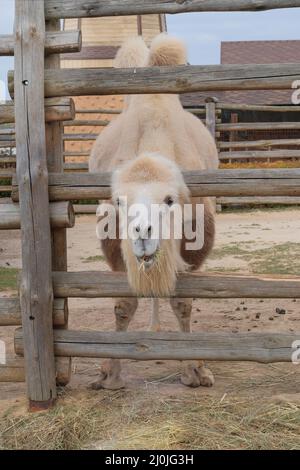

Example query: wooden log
[217,103,300,113]
[0,128,15,136]
[63,120,109,126]
[0,358,25,382]
[12,168,300,201]
[205,97,217,138]
[45,0,300,19]
[14,328,300,363]
[0,30,82,56]
[218,196,300,206]
[55,357,72,386]
[219,139,300,149]
[76,108,122,114]
[63,133,97,141]
[219,150,300,160]
[74,204,98,214]
[51,271,300,299]
[14,0,56,408]
[0,98,75,124]
[0,201,75,230]
[0,169,14,178]
[0,186,12,192]
[218,122,300,131]
[0,298,68,328]
[0,356,71,385]
[8,63,300,98]
[64,162,88,171]
[63,151,90,157]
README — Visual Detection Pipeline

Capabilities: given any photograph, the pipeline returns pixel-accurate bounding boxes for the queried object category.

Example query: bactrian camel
[89,34,219,390]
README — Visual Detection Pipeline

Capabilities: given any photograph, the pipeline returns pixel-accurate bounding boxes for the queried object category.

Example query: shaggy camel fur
[89,34,219,390]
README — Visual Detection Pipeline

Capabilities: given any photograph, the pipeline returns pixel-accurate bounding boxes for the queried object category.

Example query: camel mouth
[137,253,156,270]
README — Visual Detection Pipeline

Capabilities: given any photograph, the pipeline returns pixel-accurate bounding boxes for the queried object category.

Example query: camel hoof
[181,364,214,388]
[91,371,125,390]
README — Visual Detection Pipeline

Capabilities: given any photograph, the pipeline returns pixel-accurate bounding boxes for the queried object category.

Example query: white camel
[89,34,219,390]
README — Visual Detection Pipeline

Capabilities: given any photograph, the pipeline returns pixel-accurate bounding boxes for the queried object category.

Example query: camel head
[111,153,190,297]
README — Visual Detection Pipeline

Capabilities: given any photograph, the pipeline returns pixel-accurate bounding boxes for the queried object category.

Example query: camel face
[111,154,190,295]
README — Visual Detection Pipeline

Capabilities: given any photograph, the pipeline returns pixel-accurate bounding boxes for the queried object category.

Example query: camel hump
[114,36,149,68]
[148,33,187,67]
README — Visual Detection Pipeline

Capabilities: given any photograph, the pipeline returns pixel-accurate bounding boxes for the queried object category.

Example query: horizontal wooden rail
[63,133,98,141]
[8,63,300,98]
[76,108,122,114]
[219,196,300,206]
[63,151,90,157]
[14,328,300,363]
[45,0,300,19]
[75,107,210,115]
[0,297,68,327]
[12,169,300,201]
[0,201,75,229]
[0,356,71,386]
[217,103,300,113]
[63,120,109,127]
[219,139,300,149]
[51,271,300,299]
[0,30,81,56]
[0,98,75,124]
[64,163,88,171]
[0,186,12,192]
[218,122,300,131]
[219,150,300,160]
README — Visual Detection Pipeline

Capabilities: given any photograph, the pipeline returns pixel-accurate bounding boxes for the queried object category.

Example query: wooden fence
[1,0,300,410]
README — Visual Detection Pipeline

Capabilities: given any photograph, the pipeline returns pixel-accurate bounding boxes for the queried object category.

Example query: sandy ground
[1,209,300,423]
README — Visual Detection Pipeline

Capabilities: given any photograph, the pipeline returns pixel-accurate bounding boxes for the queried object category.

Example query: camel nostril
[135,225,140,233]
[147,225,152,236]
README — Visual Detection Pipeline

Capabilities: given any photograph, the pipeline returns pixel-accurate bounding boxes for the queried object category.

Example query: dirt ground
[1,208,300,449]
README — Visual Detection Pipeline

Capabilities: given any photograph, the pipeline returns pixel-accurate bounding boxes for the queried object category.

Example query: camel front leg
[92,298,138,390]
[170,298,214,387]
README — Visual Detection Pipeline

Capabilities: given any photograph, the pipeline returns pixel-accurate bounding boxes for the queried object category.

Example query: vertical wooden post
[205,97,218,139]
[14,0,56,409]
[45,19,71,386]
[229,113,239,162]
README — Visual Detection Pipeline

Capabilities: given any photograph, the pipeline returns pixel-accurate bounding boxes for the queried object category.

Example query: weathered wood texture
[12,169,300,201]
[14,0,56,406]
[8,64,300,98]
[51,271,300,299]
[0,356,71,385]
[205,98,217,138]
[0,202,75,230]
[0,98,75,124]
[218,196,300,206]
[46,19,69,281]
[63,133,98,141]
[0,358,25,382]
[219,150,300,160]
[0,297,68,327]
[218,122,300,131]
[63,120,109,126]
[15,328,300,363]
[0,30,81,56]
[217,103,300,112]
[45,0,300,19]
[219,139,300,149]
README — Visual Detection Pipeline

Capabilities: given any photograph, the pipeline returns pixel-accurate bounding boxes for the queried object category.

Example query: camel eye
[164,196,174,207]
[115,198,120,207]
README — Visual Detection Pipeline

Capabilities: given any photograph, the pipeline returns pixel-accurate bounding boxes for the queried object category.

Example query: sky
[1,0,300,99]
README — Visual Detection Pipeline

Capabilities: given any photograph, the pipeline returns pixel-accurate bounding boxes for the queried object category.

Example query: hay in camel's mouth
[137,249,163,272]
